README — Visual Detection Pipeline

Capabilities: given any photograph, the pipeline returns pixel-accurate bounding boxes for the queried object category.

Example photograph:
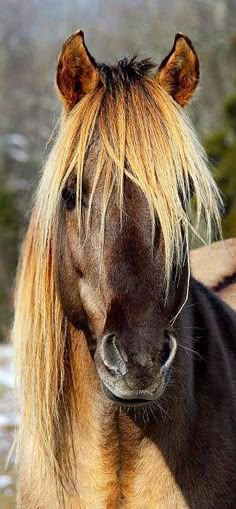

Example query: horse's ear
[155,33,199,107]
[56,30,99,111]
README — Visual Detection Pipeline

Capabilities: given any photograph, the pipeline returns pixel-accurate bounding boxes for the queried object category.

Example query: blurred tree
[0,174,20,342]
[205,89,236,238]
[205,32,236,238]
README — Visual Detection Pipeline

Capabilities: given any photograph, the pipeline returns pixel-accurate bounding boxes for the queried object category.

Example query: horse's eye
[81,185,89,208]
[62,188,76,210]
[62,186,88,210]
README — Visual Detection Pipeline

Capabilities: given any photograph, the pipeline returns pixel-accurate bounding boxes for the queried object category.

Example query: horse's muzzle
[95,332,177,405]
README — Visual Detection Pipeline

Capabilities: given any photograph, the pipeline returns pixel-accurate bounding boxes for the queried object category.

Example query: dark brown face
[57,159,185,406]
[54,29,200,406]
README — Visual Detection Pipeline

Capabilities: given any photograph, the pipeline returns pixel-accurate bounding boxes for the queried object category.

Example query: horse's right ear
[155,34,199,107]
[56,30,99,112]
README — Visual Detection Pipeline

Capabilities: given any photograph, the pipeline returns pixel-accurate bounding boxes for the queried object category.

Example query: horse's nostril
[159,341,171,368]
[160,334,177,370]
[101,333,127,376]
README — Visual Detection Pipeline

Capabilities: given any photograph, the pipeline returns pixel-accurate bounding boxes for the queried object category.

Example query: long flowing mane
[13,57,221,488]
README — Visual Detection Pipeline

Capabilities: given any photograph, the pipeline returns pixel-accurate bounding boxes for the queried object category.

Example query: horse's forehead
[82,149,150,211]
[82,142,100,181]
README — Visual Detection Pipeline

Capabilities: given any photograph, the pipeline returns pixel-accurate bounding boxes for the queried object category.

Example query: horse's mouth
[102,382,163,407]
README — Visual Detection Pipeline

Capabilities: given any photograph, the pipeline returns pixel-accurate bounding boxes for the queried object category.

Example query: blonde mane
[13,64,222,488]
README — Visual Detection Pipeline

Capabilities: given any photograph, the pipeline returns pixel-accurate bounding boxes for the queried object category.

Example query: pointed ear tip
[174,33,194,49]
[61,29,85,51]
[175,32,185,40]
[74,29,85,39]
[68,29,85,46]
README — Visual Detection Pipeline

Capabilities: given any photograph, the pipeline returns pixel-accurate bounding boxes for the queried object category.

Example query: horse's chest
[72,419,188,509]
[118,438,188,509]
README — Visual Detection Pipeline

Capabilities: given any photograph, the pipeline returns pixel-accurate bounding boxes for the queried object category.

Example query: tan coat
[191,238,236,310]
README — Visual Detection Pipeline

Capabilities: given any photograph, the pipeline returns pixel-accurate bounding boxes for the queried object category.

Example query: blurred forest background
[0,0,236,344]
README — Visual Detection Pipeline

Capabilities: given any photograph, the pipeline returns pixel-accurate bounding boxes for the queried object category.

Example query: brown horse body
[14,31,236,509]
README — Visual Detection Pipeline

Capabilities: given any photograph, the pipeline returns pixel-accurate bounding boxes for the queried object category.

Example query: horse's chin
[101,379,168,407]
[101,383,155,406]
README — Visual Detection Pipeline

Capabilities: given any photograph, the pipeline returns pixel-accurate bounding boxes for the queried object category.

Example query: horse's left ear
[56,30,99,112]
[155,33,199,107]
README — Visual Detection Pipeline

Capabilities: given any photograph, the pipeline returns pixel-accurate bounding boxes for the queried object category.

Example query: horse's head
[59,163,181,405]
[53,31,219,405]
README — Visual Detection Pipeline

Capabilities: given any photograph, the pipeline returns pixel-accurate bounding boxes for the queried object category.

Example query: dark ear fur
[156,33,199,107]
[56,30,99,111]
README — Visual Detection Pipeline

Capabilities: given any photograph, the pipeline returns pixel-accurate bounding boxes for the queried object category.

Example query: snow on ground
[0,345,16,508]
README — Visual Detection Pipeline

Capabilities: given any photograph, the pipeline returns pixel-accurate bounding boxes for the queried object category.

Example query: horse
[13,30,236,508]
